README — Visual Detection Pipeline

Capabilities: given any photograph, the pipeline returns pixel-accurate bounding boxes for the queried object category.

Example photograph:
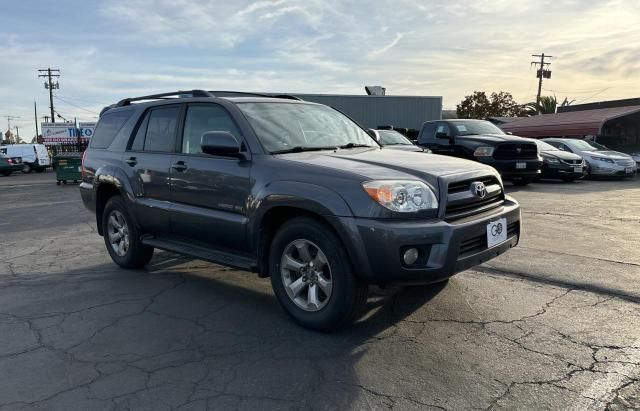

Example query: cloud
[2,0,640,138]
[368,33,405,59]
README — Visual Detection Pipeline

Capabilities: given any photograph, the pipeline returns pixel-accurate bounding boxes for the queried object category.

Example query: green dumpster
[53,152,83,185]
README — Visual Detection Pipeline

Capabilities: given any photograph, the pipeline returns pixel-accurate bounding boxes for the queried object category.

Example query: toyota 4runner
[80,90,521,330]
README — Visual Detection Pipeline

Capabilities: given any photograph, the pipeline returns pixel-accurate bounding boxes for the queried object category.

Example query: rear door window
[91,110,133,149]
[419,123,436,143]
[129,106,180,152]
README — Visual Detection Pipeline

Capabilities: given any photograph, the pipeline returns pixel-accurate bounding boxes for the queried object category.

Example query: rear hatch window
[91,110,133,149]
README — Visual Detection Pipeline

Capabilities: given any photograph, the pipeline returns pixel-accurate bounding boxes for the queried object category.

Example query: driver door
[169,103,251,251]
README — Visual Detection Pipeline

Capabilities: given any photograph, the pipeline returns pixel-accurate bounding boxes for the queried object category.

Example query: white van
[0,144,51,173]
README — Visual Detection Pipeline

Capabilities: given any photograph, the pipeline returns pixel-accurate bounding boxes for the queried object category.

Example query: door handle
[171,161,188,172]
[125,157,137,167]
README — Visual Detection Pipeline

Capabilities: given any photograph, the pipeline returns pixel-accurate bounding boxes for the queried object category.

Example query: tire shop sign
[41,122,96,146]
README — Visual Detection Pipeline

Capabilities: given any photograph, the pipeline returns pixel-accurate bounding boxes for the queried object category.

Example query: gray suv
[80,90,521,330]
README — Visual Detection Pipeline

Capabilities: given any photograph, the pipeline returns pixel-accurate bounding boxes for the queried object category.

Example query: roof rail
[208,91,304,101]
[115,89,215,107]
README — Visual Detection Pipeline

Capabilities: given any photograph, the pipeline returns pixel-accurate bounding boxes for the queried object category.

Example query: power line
[54,95,100,114]
[37,68,60,123]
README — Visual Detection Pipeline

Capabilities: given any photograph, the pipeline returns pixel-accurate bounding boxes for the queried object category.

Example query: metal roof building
[500,98,640,152]
[291,94,442,131]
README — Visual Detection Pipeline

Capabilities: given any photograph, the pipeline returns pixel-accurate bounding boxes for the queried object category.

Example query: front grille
[493,143,538,160]
[615,159,635,167]
[445,176,504,220]
[561,159,583,166]
[459,222,518,257]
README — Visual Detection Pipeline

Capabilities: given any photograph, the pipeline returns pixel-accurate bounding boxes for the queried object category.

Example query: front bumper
[477,158,543,180]
[541,162,585,179]
[334,198,521,285]
[589,162,637,177]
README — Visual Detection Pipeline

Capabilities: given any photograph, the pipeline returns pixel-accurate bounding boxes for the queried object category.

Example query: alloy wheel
[280,239,333,312]
[107,210,130,257]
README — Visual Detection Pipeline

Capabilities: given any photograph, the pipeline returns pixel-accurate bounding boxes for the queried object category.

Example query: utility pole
[34,101,39,138]
[38,68,60,123]
[531,53,552,114]
[15,126,20,142]
[4,115,20,133]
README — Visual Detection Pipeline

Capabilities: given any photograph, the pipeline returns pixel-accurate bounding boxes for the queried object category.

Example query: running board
[141,236,258,272]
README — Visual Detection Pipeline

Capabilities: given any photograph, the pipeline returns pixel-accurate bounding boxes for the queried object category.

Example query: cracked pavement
[1,171,639,410]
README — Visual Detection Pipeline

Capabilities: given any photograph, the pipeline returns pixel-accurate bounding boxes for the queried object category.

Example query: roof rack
[208,91,303,101]
[115,89,214,107]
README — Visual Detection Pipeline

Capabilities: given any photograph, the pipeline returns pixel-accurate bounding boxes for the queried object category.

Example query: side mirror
[367,129,380,141]
[201,131,242,157]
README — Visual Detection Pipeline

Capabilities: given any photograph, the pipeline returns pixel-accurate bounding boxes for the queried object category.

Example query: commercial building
[291,93,442,135]
[500,98,640,152]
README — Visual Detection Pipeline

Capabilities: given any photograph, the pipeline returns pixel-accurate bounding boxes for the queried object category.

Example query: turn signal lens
[362,180,438,212]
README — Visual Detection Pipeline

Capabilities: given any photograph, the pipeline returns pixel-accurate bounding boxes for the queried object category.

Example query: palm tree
[524,95,558,115]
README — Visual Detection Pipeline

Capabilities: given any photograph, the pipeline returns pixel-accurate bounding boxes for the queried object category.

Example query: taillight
[81,150,87,179]
[7,159,12,164]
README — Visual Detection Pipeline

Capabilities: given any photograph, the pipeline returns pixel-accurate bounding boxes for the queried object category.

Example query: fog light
[403,248,419,265]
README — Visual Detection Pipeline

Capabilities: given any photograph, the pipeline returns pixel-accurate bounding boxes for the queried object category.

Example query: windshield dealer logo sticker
[471,181,487,199]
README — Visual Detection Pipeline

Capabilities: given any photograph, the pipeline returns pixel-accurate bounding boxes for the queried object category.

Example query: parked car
[0,153,23,176]
[417,119,543,186]
[629,152,640,167]
[81,90,521,331]
[542,138,637,178]
[534,140,585,182]
[0,144,51,173]
[368,129,429,152]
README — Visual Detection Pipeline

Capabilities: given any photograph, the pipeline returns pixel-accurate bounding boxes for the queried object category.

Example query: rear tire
[22,164,32,174]
[269,217,368,331]
[561,177,577,182]
[102,196,154,269]
[1,171,10,176]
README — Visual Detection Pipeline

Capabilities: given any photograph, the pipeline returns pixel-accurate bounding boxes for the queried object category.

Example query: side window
[90,110,133,149]
[130,112,150,151]
[181,105,241,154]
[419,123,436,143]
[130,107,180,153]
[436,123,451,136]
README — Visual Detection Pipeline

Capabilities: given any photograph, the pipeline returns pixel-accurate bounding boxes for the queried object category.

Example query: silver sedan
[543,138,637,178]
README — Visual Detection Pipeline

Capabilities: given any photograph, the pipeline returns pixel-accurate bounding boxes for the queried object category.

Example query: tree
[456,91,526,119]
[524,95,558,115]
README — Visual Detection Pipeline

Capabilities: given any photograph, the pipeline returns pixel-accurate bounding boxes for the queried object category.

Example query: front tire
[102,196,154,268]
[269,217,368,331]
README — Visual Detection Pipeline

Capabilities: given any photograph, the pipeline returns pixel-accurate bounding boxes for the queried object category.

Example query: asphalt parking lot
[1,171,639,410]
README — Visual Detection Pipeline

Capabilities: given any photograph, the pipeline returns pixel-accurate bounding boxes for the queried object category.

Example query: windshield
[237,102,376,153]
[535,140,559,151]
[567,140,600,151]
[376,130,413,145]
[450,121,505,136]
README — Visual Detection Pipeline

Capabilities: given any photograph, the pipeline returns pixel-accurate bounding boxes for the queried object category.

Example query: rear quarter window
[90,110,134,149]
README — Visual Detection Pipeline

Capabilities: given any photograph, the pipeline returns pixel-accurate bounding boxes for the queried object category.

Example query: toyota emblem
[470,181,487,198]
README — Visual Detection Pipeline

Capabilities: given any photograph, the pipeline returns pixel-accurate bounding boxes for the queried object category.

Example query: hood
[456,133,535,144]
[581,150,632,159]
[540,150,582,161]
[275,148,495,187]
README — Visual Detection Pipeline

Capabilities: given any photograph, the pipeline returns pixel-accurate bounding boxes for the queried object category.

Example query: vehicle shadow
[5,252,447,409]
[504,176,638,195]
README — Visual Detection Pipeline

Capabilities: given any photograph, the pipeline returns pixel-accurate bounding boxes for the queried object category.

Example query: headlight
[590,156,614,163]
[362,180,438,212]
[544,157,560,163]
[474,147,495,157]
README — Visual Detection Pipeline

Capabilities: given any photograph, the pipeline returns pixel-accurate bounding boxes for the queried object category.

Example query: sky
[1,0,639,139]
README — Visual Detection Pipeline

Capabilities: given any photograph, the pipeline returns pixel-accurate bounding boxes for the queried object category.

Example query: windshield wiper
[337,143,376,149]
[270,145,337,154]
